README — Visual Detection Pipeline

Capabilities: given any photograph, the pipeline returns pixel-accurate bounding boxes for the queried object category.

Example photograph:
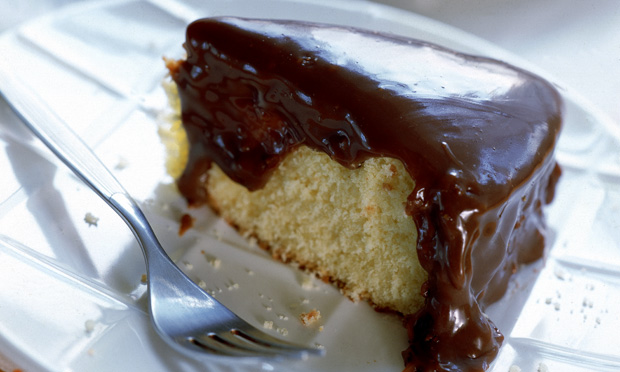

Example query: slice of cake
[164,17,562,372]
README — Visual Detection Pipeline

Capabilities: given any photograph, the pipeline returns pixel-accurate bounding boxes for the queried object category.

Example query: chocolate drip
[169,17,562,371]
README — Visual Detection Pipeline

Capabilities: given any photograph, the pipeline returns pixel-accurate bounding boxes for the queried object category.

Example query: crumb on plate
[84,319,96,333]
[84,212,99,227]
[300,309,321,326]
[178,213,194,236]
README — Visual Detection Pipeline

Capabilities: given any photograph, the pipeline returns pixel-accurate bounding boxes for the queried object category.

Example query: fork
[0,74,325,362]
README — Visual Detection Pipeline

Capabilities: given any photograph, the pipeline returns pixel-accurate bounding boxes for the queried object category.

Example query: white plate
[0,0,619,371]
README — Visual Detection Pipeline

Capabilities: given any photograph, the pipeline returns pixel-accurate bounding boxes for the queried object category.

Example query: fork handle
[108,192,182,277]
[0,73,174,269]
[0,73,127,201]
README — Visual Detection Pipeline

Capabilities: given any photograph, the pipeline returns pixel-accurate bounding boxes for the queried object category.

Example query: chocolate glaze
[169,17,562,372]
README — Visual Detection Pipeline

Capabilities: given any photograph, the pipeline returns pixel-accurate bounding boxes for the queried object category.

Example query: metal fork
[0,74,324,362]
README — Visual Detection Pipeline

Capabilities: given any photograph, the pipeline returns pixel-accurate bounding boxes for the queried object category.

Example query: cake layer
[207,146,425,315]
[166,17,562,372]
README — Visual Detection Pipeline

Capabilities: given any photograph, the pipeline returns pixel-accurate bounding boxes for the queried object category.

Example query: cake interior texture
[163,17,562,372]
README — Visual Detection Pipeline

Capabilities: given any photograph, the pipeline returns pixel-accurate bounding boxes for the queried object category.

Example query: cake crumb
[554,267,567,280]
[300,309,321,326]
[538,362,549,372]
[114,156,129,170]
[276,327,289,336]
[277,313,289,321]
[178,213,194,236]
[289,297,309,310]
[197,279,207,289]
[84,212,99,227]
[263,320,273,330]
[87,348,95,356]
[301,275,317,290]
[140,274,147,284]
[84,319,96,333]
[183,261,194,270]
[205,253,221,269]
[509,366,521,372]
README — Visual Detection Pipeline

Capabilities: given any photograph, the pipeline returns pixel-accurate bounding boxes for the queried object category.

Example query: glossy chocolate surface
[169,17,562,371]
